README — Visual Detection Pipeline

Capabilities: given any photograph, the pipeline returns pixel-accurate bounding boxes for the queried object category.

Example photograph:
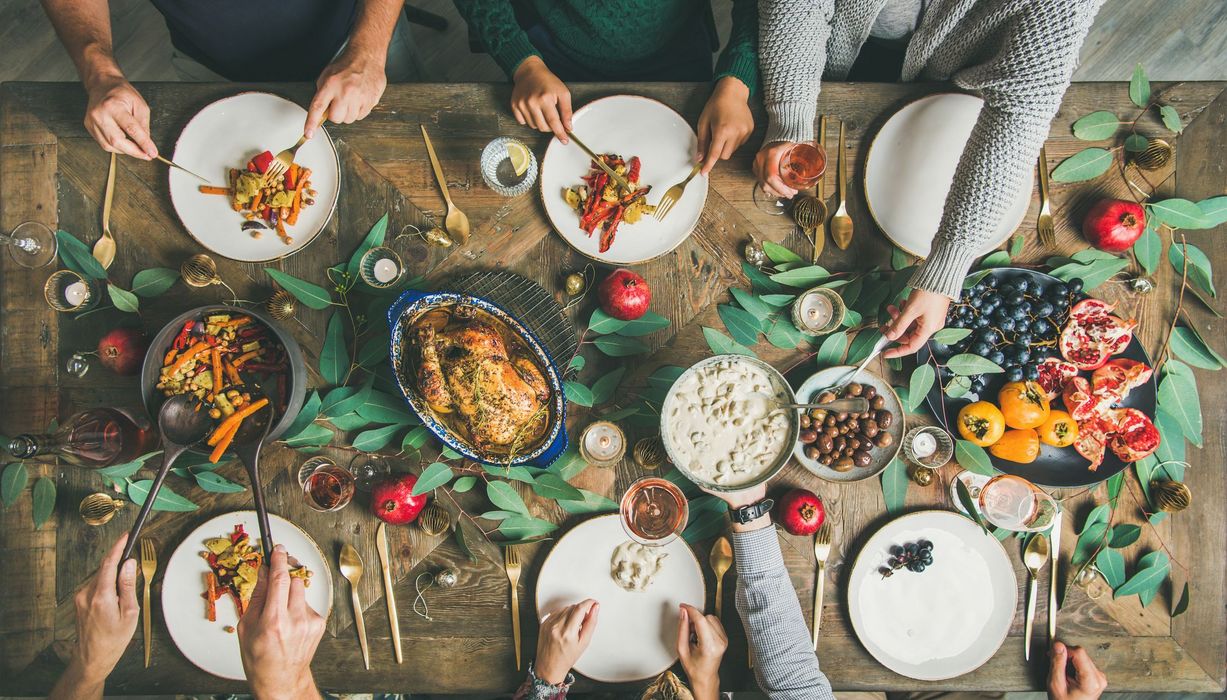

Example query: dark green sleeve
[451,0,541,79]
[713,0,760,95]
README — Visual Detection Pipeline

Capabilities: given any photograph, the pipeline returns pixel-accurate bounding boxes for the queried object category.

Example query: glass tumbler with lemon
[481,137,537,197]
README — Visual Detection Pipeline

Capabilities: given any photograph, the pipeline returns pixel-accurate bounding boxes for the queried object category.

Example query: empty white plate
[864,92,1033,258]
[534,513,705,682]
[161,510,332,680]
[168,91,339,262]
[848,510,1016,680]
[540,95,707,265]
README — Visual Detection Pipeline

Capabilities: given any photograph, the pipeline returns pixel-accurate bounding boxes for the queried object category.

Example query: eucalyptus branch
[1154,232,1190,372]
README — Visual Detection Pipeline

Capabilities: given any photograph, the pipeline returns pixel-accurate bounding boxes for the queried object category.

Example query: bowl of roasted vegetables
[141,305,306,458]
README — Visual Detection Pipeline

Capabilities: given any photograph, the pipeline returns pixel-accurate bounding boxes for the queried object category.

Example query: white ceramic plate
[864,92,1033,258]
[169,92,340,262]
[848,510,1016,680]
[161,510,333,680]
[793,365,904,483]
[540,95,707,265]
[534,513,705,682]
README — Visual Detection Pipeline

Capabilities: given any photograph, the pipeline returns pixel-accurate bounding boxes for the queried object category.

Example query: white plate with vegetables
[168,91,339,262]
[540,95,707,265]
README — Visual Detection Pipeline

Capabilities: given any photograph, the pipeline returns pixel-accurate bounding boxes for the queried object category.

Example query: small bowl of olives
[792,366,905,482]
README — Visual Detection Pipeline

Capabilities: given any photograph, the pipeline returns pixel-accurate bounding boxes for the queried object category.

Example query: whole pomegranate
[775,488,825,536]
[98,327,148,376]
[1082,199,1145,252]
[597,268,651,321]
[371,473,428,525]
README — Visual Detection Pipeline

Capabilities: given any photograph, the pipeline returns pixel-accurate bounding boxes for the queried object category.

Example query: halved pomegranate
[1062,376,1101,422]
[1073,416,1111,471]
[1059,299,1137,370]
[1036,358,1080,402]
[1106,408,1160,463]
[1091,358,1153,405]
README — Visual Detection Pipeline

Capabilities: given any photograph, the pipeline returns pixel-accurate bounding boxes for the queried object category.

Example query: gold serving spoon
[1023,533,1050,661]
[709,536,733,619]
[830,120,854,250]
[339,544,370,670]
[420,125,470,245]
[92,153,117,269]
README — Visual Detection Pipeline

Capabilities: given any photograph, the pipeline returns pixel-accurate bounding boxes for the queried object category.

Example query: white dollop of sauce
[665,358,791,487]
[610,540,668,592]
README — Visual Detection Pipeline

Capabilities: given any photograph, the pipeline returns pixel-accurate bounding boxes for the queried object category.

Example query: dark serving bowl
[140,305,307,450]
[387,289,568,467]
[916,268,1156,488]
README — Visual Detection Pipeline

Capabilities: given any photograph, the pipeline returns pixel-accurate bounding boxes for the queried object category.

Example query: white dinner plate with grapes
[848,510,1016,680]
[535,513,705,682]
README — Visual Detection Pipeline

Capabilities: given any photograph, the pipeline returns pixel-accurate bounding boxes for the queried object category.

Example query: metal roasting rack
[454,270,578,364]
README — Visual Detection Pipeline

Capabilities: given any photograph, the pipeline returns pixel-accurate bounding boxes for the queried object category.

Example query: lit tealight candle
[372,258,399,284]
[800,292,833,329]
[580,421,626,466]
[64,281,89,307]
[791,288,844,335]
[911,431,937,460]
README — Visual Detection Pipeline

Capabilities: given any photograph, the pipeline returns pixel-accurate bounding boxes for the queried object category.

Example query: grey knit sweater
[759,0,1104,298]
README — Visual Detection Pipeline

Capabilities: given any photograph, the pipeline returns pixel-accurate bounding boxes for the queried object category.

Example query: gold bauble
[181,253,220,287]
[1131,138,1173,171]
[417,502,450,536]
[910,466,934,487]
[632,437,665,471]
[1152,479,1191,513]
[564,272,586,296]
[80,492,125,526]
[423,226,453,247]
[265,289,296,321]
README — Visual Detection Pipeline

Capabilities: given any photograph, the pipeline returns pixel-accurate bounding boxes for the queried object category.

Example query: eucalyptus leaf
[955,440,995,476]
[1158,104,1183,133]
[1197,195,1227,227]
[729,288,773,322]
[718,304,762,345]
[647,365,687,392]
[31,478,56,528]
[979,251,1012,269]
[1134,456,1156,507]
[563,380,594,407]
[880,456,909,515]
[1109,524,1141,549]
[1133,221,1161,275]
[944,375,972,399]
[264,269,333,309]
[1096,548,1126,588]
[1050,148,1113,183]
[356,332,391,367]
[814,332,848,367]
[890,246,912,271]
[846,329,884,365]
[1106,471,1124,507]
[1149,198,1209,230]
[907,364,935,413]
[762,240,803,264]
[557,489,618,515]
[955,477,989,535]
[401,425,432,451]
[588,307,629,334]
[742,262,785,294]
[326,380,373,418]
[1154,408,1186,464]
[592,335,650,357]
[702,327,757,357]
[452,475,477,493]
[1157,364,1203,447]
[412,462,454,495]
[1115,551,1170,602]
[95,451,161,480]
[932,328,972,345]
[682,506,728,544]
[589,367,626,406]
[1169,326,1225,370]
[347,213,389,277]
[1168,242,1216,298]
[567,354,586,372]
[1171,581,1190,617]
[353,424,402,452]
[531,472,584,501]
[108,284,140,313]
[545,447,588,481]
[283,423,334,448]
[126,479,199,512]
[616,311,670,336]
[1071,248,1120,263]
[765,317,803,349]
[481,464,536,484]
[194,471,247,493]
[498,516,557,539]
[284,391,322,438]
[1129,63,1150,107]
[55,230,109,280]
[320,385,360,416]
[946,354,1004,376]
[1124,133,1148,152]
[486,480,529,515]
[769,265,830,287]
[130,268,179,297]
[319,312,349,385]
[759,294,796,307]
[356,391,420,425]
[1072,521,1107,566]
[1071,111,1121,140]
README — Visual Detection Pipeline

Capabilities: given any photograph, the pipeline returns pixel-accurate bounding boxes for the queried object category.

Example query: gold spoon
[830,120,854,250]
[420,125,470,245]
[709,536,733,619]
[92,152,117,269]
[339,544,371,670]
[1023,533,1050,661]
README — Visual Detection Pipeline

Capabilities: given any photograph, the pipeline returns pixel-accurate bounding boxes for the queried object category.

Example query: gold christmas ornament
[640,671,695,700]
[80,492,125,526]
[181,253,221,287]
[909,466,934,487]
[1152,479,1191,513]
[1127,277,1155,294]
[632,437,665,471]
[265,289,296,321]
[434,566,460,589]
[564,272,586,296]
[1131,138,1173,171]
[743,240,767,268]
[423,226,453,247]
[417,502,450,536]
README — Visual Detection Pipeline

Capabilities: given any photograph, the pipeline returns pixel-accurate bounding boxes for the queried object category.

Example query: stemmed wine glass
[2,221,58,268]
[619,476,688,546]
[977,474,1059,532]
[753,142,826,215]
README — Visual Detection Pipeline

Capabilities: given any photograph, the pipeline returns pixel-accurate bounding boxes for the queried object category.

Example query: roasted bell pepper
[249,150,274,174]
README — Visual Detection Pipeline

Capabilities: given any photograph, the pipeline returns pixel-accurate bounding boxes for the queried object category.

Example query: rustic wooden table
[1,81,1223,695]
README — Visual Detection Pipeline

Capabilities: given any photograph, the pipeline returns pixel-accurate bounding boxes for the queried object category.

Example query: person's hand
[237,545,326,700]
[696,77,753,175]
[676,604,726,700]
[1048,641,1107,700]
[305,46,387,138]
[882,288,952,358]
[84,72,157,160]
[70,533,140,682]
[753,141,798,199]
[534,599,599,685]
[511,56,572,143]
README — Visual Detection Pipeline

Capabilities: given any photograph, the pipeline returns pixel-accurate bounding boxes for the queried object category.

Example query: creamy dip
[664,357,792,486]
[611,540,667,592]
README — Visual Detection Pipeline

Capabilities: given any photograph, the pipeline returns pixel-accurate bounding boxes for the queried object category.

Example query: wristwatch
[730,498,774,524]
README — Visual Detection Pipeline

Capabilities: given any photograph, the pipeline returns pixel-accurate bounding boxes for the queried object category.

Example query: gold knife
[156,155,211,183]
[375,523,403,663]
[565,131,634,192]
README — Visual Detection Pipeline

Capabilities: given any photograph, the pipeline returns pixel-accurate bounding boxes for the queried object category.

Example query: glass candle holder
[480,136,538,197]
[579,421,626,468]
[359,246,404,289]
[902,426,954,470]
[791,287,845,335]
[44,270,100,313]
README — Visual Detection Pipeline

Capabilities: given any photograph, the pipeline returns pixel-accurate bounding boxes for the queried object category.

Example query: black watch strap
[731,498,774,524]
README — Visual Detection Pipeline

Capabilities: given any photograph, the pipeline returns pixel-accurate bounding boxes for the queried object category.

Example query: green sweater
[453,0,759,94]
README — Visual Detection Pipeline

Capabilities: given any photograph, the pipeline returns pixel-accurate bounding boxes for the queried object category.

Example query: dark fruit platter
[916,268,1157,487]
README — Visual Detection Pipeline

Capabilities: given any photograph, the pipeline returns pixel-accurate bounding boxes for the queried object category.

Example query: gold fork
[1036,145,1056,249]
[262,135,309,184]
[654,163,702,221]
[139,538,157,668]
[504,545,523,671]
[812,522,833,650]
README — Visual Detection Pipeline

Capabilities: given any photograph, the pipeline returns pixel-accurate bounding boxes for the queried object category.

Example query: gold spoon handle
[715,575,724,619]
[351,587,370,670]
[103,152,116,237]
[837,120,846,204]
[420,125,453,207]
[1025,576,1038,660]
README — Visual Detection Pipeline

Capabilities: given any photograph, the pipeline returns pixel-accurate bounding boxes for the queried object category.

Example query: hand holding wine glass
[752,141,826,214]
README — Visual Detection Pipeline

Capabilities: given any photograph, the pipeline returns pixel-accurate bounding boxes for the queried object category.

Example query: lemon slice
[506,141,531,177]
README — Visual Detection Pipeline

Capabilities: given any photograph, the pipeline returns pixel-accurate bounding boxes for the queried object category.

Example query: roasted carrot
[210,397,269,443]
[224,360,242,386]
[207,417,238,448]
[205,572,218,621]
[210,347,224,397]
[233,349,261,367]
[169,341,210,375]
[249,188,264,213]
[163,347,178,365]
[228,170,242,211]
[198,185,231,195]
[288,186,303,225]
[208,424,237,463]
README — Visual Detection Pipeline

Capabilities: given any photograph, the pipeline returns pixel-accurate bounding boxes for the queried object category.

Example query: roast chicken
[415,318,550,452]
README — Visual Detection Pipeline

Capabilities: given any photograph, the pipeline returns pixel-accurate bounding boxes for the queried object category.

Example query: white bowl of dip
[660,354,798,492]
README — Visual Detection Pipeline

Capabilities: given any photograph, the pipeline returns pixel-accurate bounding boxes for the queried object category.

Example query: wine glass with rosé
[620,477,689,547]
[753,141,826,215]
